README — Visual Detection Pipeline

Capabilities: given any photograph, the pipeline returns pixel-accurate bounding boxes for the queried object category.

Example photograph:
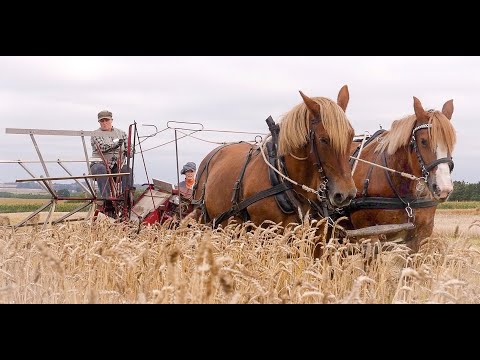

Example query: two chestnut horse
[192,86,357,228]
[345,97,456,252]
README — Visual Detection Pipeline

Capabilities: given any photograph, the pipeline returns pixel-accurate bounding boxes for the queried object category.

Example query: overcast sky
[0,56,478,186]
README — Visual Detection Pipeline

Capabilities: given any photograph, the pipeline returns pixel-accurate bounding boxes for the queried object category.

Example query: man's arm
[92,135,123,153]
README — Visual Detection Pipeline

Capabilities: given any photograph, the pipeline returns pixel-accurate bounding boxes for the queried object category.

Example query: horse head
[411,97,456,201]
[296,86,357,208]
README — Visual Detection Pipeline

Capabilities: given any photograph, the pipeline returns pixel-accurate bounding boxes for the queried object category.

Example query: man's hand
[112,138,125,149]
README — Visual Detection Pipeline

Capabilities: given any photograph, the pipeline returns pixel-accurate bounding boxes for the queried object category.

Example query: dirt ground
[0,212,89,225]
[433,209,480,237]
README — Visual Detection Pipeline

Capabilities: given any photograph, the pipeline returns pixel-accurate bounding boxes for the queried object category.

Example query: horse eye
[421,138,428,147]
[319,137,329,145]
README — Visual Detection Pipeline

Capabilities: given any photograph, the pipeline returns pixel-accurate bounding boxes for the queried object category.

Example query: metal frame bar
[6,128,108,137]
[0,159,102,164]
[13,201,53,228]
[39,179,57,198]
[52,201,93,224]
[43,200,56,230]
[29,133,53,190]
[17,161,49,192]
[3,127,133,228]
[81,135,93,191]
[57,160,94,196]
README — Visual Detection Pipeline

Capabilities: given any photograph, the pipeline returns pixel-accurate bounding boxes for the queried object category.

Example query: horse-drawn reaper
[1,123,191,229]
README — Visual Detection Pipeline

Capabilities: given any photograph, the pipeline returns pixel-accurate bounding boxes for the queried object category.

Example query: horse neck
[384,146,417,195]
[283,145,320,194]
[360,144,417,197]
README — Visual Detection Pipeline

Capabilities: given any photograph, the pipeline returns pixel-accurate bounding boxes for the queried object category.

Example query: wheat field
[1,209,479,304]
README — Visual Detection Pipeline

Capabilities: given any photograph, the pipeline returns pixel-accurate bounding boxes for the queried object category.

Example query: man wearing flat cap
[90,110,130,199]
[177,161,196,199]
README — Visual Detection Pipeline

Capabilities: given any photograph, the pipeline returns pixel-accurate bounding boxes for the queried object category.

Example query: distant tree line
[449,181,480,201]
[0,192,51,199]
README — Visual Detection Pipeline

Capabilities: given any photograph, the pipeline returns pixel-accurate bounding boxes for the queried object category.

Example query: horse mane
[376,111,456,155]
[277,97,353,156]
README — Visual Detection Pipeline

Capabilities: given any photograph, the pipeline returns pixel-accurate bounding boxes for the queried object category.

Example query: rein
[290,153,309,161]
[259,135,321,198]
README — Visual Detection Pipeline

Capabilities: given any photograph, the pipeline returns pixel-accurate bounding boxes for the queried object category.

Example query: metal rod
[30,133,53,190]
[52,201,92,224]
[6,128,108,137]
[81,135,94,190]
[40,179,57,198]
[84,174,97,199]
[135,125,155,213]
[17,162,49,192]
[175,129,182,222]
[13,201,52,228]
[86,201,96,222]
[43,200,56,230]
[81,136,92,173]
[0,159,102,164]
[167,121,204,132]
[126,122,135,220]
[56,197,95,201]
[57,160,92,194]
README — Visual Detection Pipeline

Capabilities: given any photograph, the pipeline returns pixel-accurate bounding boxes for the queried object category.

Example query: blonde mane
[376,111,456,154]
[277,97,353,156]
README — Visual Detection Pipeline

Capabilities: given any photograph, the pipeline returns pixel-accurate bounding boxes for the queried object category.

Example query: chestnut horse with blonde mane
[344,97,456,252]
[192,86,357,229]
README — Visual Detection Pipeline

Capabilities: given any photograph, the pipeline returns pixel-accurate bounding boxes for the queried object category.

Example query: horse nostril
[432,183,440,195]
[333,193,344,204]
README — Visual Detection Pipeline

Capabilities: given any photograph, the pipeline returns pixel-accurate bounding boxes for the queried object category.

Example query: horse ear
[337,85,349,112]
[299,91,319,117]
[442,99,454,120]
[413,96,428,120]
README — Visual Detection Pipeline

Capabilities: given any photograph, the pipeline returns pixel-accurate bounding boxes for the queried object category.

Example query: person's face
[98,118,113,131]
[185,170,195,180]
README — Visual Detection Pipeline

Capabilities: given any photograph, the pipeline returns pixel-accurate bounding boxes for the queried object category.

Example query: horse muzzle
[328,187,357,208]
[431,182,453,202]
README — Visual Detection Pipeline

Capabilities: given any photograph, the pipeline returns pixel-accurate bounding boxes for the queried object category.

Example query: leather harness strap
[192,142,239,223]
[213,181,293,228]
[348,197,438,211]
